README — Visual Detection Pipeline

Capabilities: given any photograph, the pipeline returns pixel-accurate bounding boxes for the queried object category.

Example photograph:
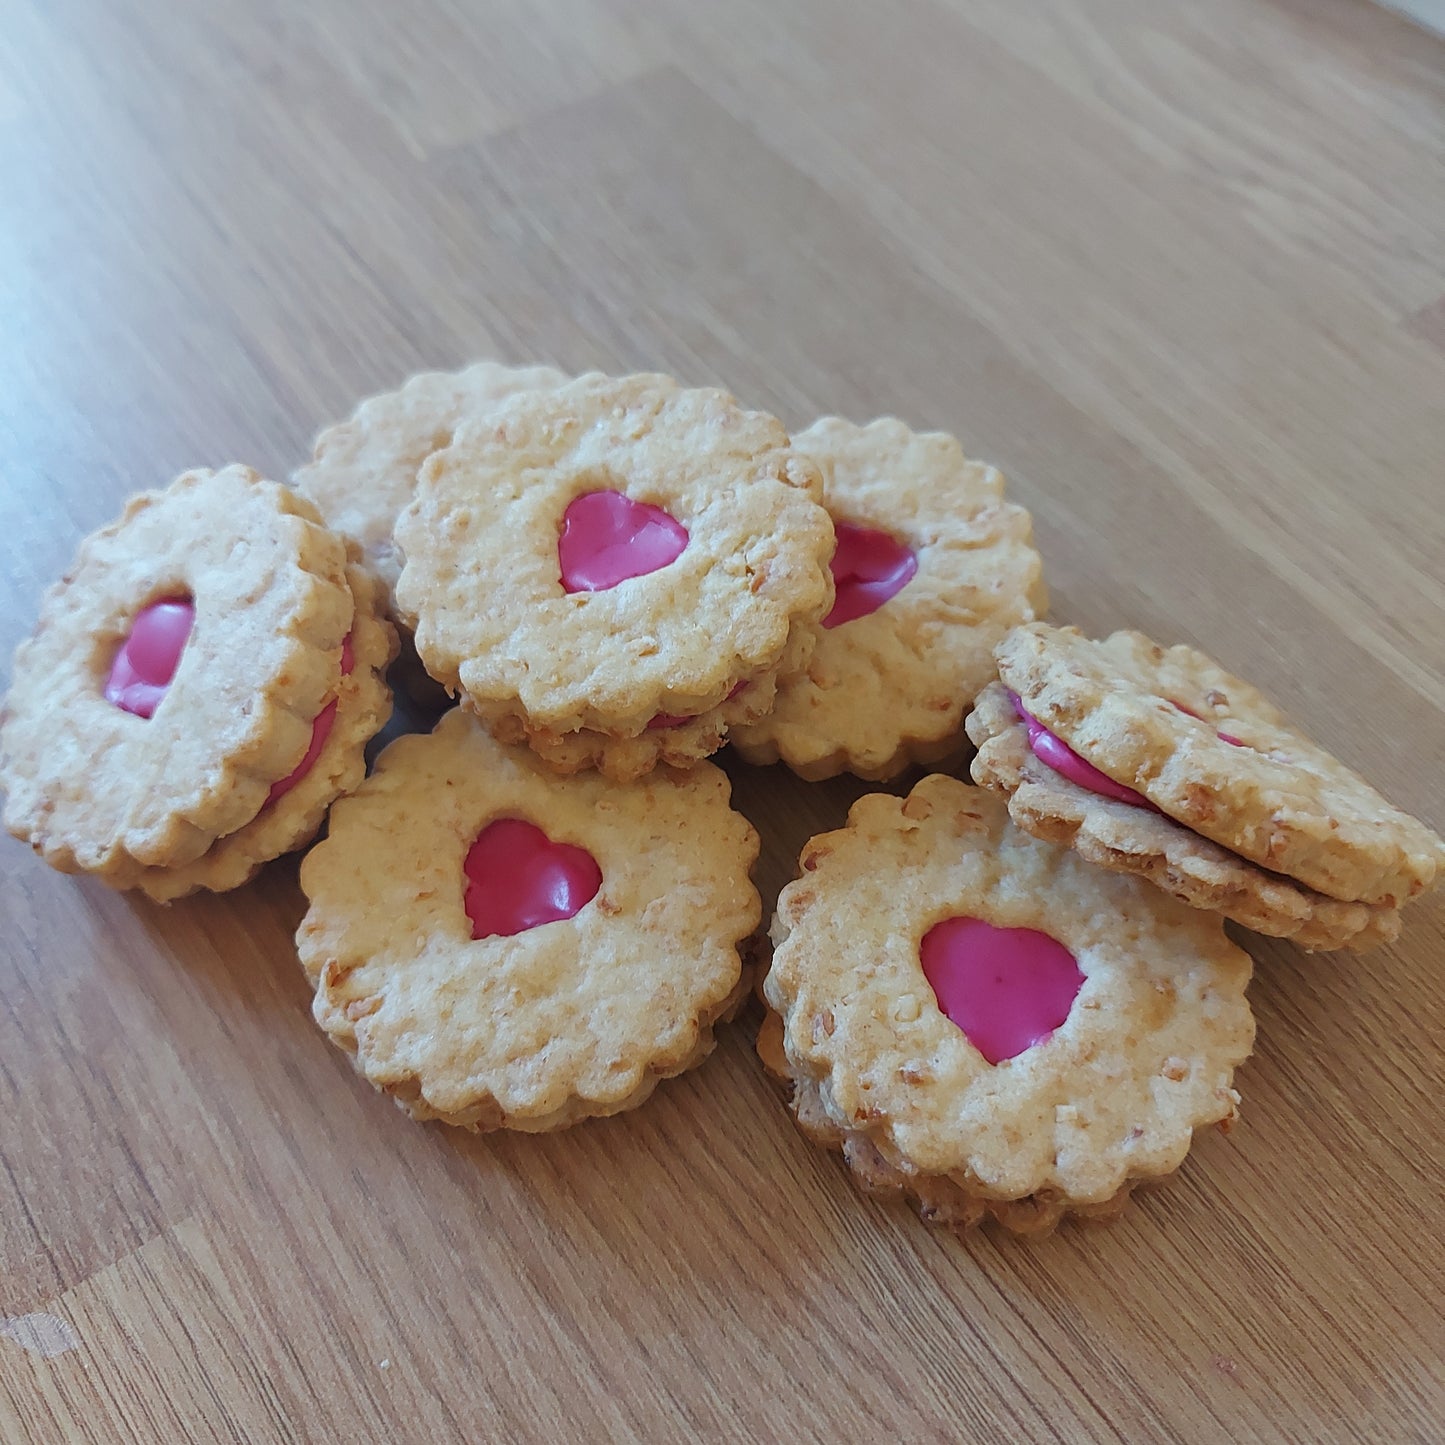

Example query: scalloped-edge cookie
[762,776,1254,1237]
[731,416,1046,781]
[995,624,1445,908]
[966,682,1399,951]
[296,708,761,1131]
[113,558,397,901]
[293,360,570,606]
[393,372,835,745]
[1,466,352,877]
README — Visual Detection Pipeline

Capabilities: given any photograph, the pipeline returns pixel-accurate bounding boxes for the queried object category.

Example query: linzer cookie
[297,707,761,1130]
[393,372,835,779]
[761,776,1254,1237]
[112,557,397,901]
[0,466,361,881]
[730,416,1047,780]
[293,360,570,605]
[967,624,1445,948]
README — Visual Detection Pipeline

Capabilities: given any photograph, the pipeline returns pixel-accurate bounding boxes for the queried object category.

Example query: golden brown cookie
[113,559,397,901]
[731,416,1046,781]
[763,777,1255,1237]
[966,682,1399,951]
[993,624,1445,909]
[393,372,835,771]
[297,708,761,1130]
[293,360,569,606]
[1,467,353,878]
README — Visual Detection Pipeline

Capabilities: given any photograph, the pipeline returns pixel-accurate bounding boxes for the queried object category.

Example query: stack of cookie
[0,466,396,901]
[2,357,1442,1243]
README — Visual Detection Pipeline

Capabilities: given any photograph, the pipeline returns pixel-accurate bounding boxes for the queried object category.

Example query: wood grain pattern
[2,1,1443,1440]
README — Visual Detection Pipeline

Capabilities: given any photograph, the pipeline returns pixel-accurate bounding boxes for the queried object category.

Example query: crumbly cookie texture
[764,776,1254,1235]
[1,466,352,877]
[731,416,1047,781]
[966,683,1399,952]
[293,361,570,604]
[757,1014,1134,1236]
[997,624,1445,908]
[114,559,397,901]
[297,708,762,1131]
[470,618,814,783]
[393,372,835,736]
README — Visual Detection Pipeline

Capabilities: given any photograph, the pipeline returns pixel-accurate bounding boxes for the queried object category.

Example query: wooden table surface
[4,2,1445,1441]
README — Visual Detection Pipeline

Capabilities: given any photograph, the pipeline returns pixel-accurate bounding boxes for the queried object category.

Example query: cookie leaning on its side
[967,623,1445,949]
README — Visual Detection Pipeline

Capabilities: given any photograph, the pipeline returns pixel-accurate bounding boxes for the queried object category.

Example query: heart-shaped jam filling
[104,597,195,718]
[265,635,355,809]
[920,916,1083,1065]
[1008,692,1159,811]
[463,818,602,940]
[558,490,688,594]
[823,521,917,629]
[1168,699,1245,749]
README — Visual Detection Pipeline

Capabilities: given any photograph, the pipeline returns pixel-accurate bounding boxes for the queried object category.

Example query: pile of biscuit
[3,363,1441,1238]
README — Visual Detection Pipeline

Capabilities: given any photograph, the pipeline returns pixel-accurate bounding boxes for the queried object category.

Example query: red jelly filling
[558,490,688,594]
[1008,691,1159,811]
[104,597,195,718]
[823,521,917,629]
[265,634,355,808]
[920,916,1083,1065]
[463,818,602,939]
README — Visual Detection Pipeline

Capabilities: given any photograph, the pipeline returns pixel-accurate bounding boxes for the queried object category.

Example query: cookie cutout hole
[264,633,355,809]
[104,595,195,718]
[823,521,917,628]
[920,916,1083,1065]
[463,818,601,939]
[1008,691,1159,810]
[558,490,688,594]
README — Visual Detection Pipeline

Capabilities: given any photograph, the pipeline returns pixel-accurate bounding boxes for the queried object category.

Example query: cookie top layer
[731,416,1046,780]
[996,624,1445,907]
[1,466,352,875]
[393,372,835,733]
[966,682,1399,952]
[294,361,569,600]
[297,708,761,1130]
[115,559,397,901]
[765,776,1254,1204]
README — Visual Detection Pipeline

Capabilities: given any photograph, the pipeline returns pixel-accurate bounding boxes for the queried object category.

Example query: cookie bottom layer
[757,1010,1136,1238]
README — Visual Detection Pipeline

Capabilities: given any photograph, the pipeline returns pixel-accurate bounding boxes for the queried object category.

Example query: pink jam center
[265,634,355,808]
[823,521,918,629]
[648,679,748,731]
[920,916,1083,1065]
[558,490,688,593]
[104,597,195,718]
[1008,691,1158,811]
[462,818,602,939]
[1168,699,1245,749]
